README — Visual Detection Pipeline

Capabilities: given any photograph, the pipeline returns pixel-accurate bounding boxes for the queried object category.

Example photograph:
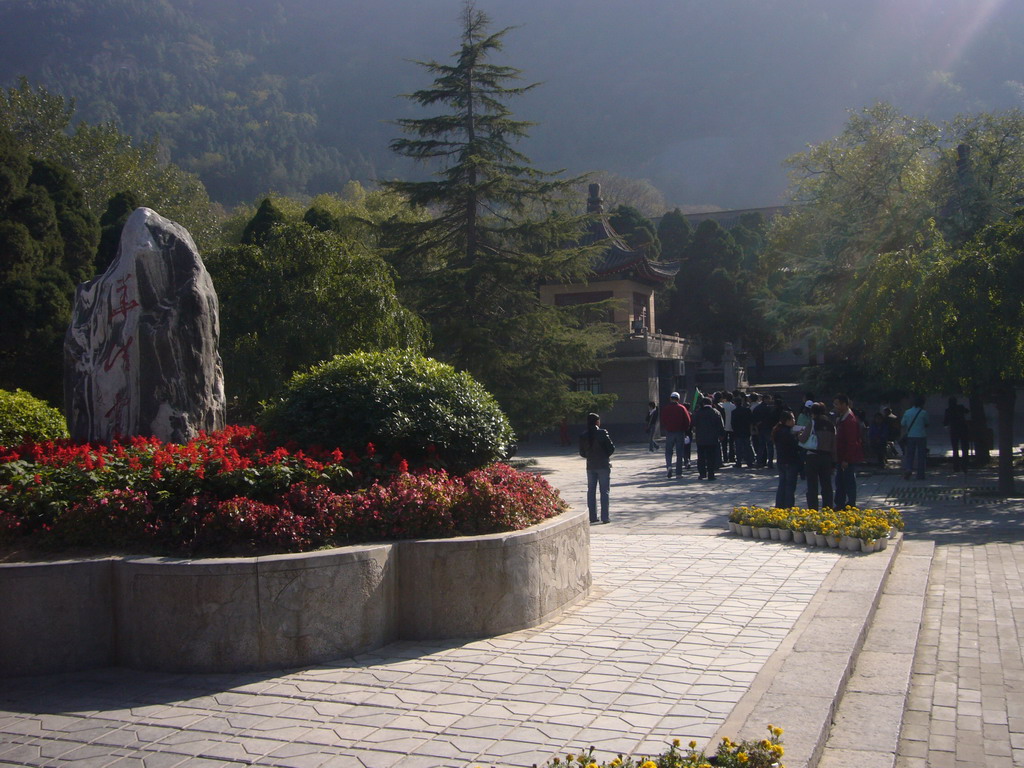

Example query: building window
[573,376,602,394]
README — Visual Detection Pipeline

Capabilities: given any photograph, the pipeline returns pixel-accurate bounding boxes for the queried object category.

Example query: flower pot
[739,524,752,537]
[840,535,857,551]
[757,527,771,540]
[778,529,793,543]
[825,535,839,548]
[792,530,805,544]
[859,538,876,552]
[814,532,828,547]
[728,522,738,534]
[877,536,888,551]
[770,527,781,541]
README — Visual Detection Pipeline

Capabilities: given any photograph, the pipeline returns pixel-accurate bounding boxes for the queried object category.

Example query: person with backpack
[579,412,615,524]
[800,402,837,510]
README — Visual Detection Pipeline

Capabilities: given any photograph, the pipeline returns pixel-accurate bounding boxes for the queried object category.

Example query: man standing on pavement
[833,393,865,508]
[731,394,755,468]
[902,395,930,480]
[661,392,691,478]
[720,392,737,465]
[752,394,777,468]
[693,396,725,481]
[579,412,615,524]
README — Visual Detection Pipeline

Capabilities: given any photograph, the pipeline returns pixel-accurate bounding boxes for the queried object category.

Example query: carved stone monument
[65,207,226,443]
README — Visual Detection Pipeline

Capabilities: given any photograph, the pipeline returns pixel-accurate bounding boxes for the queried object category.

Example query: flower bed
[729,505,903,551]
[542,726,785,768]
[0,425,566,557]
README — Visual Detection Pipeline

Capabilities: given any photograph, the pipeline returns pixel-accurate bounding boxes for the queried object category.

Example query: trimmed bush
[261,350,516,473]
[0,388,68,447]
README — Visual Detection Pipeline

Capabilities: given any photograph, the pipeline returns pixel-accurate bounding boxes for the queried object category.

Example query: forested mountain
[2,0,1023,209]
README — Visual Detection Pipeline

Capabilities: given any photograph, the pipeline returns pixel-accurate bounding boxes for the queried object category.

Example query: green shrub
[261,350,516,473]
[0,389,68,446]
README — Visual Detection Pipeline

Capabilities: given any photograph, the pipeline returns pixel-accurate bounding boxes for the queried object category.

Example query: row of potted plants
[728,505,903,552]
[536,726,785,768]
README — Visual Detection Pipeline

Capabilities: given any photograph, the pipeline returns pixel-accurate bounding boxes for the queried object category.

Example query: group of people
[583,389,966,524]
[646,391,869,510]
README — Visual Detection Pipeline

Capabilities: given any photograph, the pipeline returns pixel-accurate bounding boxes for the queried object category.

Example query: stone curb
[817,539,934,768]
[0,509,591,677]
[710,533,904,768]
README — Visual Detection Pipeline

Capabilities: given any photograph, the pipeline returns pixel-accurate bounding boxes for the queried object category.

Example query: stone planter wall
[0,511,590,677]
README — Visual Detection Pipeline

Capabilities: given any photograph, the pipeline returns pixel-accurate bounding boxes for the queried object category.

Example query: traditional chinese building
[539,184,702,433]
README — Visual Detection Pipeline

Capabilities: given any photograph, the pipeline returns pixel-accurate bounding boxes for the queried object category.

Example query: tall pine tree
[385,3,616,432]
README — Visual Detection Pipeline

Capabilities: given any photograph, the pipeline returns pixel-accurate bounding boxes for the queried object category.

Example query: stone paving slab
[0,445,908,768]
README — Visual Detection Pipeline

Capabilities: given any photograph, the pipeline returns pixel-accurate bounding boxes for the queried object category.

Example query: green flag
[691,388,703,411]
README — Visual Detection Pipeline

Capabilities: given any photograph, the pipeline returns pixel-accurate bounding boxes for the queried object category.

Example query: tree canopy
[207,217,425,418]
[840,216,1024,494]
[0,79,219,250]
[768,104,1024,493]
[0,127,98,405]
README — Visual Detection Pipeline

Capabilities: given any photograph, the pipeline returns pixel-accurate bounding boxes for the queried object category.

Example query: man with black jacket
[579,413,615,523]
[693,397,725,481]
[731,394,755,468]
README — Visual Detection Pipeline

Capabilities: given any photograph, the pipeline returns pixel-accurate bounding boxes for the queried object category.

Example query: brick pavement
[895,539,1024,768]
[812,459,1024,768]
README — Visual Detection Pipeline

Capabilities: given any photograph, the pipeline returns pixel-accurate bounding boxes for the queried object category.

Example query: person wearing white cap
[660,392,692,478]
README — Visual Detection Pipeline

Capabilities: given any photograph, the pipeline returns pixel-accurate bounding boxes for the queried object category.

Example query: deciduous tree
[207,221,426,418]
[840,216,1024,494]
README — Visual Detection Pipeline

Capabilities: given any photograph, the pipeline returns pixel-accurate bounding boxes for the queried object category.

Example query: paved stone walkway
[1,443,1021,768]
[817,459,1024,768]
[895,538,1024,767]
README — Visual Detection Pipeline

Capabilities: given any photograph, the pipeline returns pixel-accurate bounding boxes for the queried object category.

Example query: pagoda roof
[583,215,680,285]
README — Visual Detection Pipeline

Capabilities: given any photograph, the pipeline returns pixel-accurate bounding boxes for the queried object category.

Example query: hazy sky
[356,0,1024,208]
[4,0,1021,209]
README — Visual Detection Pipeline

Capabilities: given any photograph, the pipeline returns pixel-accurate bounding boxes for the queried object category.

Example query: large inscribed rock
[65,208,226,443]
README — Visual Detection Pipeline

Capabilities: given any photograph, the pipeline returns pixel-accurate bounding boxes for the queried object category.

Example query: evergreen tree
[657,208,693,262]
[241,197,287,245]
[95,190,140,274]
[0,128,99,405]
[667,219,747,358]
[609,204,661,258]
[302,204,339,233]
[385,3,616,432]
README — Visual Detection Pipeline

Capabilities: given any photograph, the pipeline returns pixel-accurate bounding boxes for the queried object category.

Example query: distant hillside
[3,0,1023,209]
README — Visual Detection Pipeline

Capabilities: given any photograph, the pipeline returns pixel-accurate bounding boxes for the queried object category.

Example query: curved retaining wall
[0,510,590,677]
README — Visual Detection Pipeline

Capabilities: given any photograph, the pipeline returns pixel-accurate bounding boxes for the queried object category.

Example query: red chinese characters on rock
[99,273,139,436]
[108,274,140,322]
